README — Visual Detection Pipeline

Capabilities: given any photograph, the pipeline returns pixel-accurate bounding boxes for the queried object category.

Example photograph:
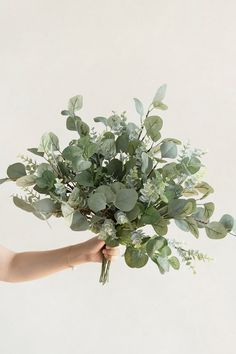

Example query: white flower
[139,172,167,204]
[98,219,117,241]
[131,230,146,245]
[115,211,129,225]
[54,178,66,196]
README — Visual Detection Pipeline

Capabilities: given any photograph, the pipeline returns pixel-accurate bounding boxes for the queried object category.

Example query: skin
[0,236,120,283]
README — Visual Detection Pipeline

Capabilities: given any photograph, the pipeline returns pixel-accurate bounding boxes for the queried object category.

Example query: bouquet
[1,84,235,285]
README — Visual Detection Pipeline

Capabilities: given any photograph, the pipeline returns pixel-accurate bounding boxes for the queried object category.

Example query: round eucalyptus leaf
[152,217,169,236]
[205,221,228,239]
[62,146,82,161]
[110,182,126,194]
[33,199,57,214]
[13,196,34,213]
[96,185,116,204]
[88,192,106,213]
[114,188,138,212]
[124,246,148,268]
[75,170,94,187]
[160,141,178,159]
[219,214,234,232]
[7,163,26,181]
[70,211,89,231]
[182,156,201,175]
[66,116,82,131]
[16,175,36,188]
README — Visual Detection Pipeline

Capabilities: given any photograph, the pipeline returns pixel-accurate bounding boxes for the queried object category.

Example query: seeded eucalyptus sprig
[1,85,235,285]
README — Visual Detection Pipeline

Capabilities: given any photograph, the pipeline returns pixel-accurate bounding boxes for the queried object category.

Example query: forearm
[4,243,88,283]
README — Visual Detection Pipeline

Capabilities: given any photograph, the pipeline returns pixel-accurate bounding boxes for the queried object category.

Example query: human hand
[81,235,120,263]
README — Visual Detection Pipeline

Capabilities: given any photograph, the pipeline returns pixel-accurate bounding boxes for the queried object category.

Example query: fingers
[102,246,120,261]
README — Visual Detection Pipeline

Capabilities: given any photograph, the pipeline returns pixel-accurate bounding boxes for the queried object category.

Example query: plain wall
[0,1,235,354]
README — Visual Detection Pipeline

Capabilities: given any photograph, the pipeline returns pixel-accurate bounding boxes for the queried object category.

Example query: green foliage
[2,88,235,284]
[7,163,26,180]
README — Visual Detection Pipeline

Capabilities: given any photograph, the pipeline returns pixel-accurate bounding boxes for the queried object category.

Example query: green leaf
[168,198,196,218]
[140,206,161,225]
[0,178,10,185]
[75,170,94,187]
[88,192,107,212]
[68,95,83,116]
[93,116,108,126]
[100,138,116,158]
[62,146,82,161]
[203,202,215,219]
[13,196,34,213]
[110,181,126,194]
[7,163,26,181]
[219,214,234,232]
[169,256,180,270]
[182,156,201,175]
[72,157,91,172]
[35,163,54,178]
[185,216,199,238]
[146,236,167,258]
[33,199,57,214]
[152,84,167,107]
[160,245,171,257]
[152,217,169,236]
[124,246,148,268]
[96,185,116,204]
[160,141,178,159]
[144,116,163,142]
[38,132,60,153]
[27,148,44,157]
[195,181,214,199]
[106,159,123,179]
[16,175,36,188]
[156,102,168,110]
[36,170,56,190]
[114,188,138,212]
[70,211,89,231]
[175,219,189,232]
[66,116,82,131]
[77,121,90,136]
[155,256,170,272]
[133,98,144,116]
[116,133,129,153]
[61,110,70,116]
[161,138,182,145]
[192,207,208,228]
[205,221,228,239]
[126,203,141,221]
[128,139,142,155]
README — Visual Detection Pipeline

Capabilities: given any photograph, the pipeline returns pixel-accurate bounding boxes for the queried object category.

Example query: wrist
[67,243,89,266]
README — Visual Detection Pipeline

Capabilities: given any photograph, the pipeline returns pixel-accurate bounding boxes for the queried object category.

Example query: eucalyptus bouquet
[1,85,235,285]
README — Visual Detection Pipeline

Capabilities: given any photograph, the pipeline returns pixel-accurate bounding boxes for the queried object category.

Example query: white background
[0,1,235,353]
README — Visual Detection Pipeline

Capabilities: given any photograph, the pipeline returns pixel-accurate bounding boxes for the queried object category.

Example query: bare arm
[0,236,120,283]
